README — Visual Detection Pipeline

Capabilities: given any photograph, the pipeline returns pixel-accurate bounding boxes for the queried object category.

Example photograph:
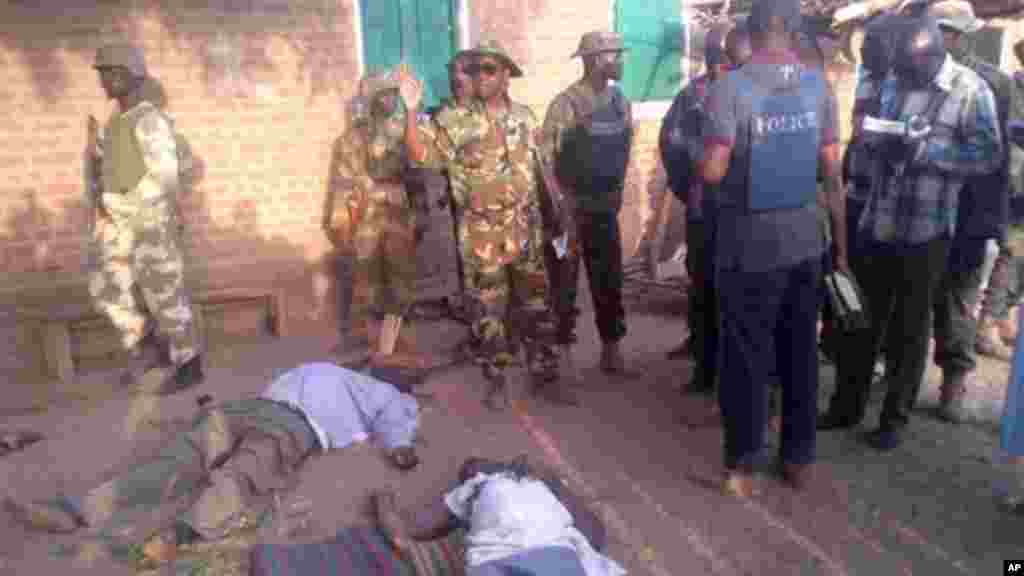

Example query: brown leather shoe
[937,370,969,424]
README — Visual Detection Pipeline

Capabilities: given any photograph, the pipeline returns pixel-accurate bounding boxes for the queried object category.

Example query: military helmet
[891,16,947,88]
[571,31,627,59]
[94,43,148,78]
[925,0,983,34]
[358,70,400,101]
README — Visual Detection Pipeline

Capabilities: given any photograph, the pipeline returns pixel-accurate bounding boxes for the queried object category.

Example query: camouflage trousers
[88,199,199,366]
[458,214,560,382]
[350,207,418,321]
[60,399,317,547]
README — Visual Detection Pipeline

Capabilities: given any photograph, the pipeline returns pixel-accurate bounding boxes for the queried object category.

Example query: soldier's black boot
[483,370,510,412]
[119,331,166,388]
[138,355,204,396]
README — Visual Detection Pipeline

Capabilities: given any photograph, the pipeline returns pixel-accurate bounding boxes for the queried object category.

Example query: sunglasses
[469,62,501,77]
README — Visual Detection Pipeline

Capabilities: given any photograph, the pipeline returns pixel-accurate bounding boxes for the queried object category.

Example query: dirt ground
[1,278,1023,575]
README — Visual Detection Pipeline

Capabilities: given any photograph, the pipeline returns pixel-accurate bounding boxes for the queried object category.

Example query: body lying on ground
[374,456,624,576]
[3,362,421,564]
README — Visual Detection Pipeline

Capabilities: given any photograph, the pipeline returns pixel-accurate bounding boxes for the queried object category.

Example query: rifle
[533,150,578,336]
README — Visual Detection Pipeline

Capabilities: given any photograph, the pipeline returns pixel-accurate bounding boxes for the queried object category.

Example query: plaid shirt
[859,55,1002,245]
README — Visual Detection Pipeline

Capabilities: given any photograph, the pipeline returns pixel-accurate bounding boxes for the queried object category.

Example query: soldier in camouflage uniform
[976,37,1024,360]
[397,44,576,410]
[325,71,418,361]
[426,51,475,317]
[87,44,202,394]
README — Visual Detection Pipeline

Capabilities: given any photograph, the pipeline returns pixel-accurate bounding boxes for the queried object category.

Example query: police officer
[326,71,418,362]
[819,16,1002,451]
[88,43,203,394]
[398,44,572,410]
[925,0,1023,422]
[701,0,847,494]
[658,27,730,398]
[541,31,640,378]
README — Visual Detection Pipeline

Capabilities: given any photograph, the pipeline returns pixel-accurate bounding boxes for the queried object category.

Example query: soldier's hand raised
[396,64,423,112]
[87,115,101,158]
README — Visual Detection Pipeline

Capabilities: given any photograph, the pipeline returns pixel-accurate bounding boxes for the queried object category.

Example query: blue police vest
[736,67,822,212]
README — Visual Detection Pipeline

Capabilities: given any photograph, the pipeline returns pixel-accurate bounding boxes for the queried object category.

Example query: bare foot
[722,472,758,498]
[371,491,409,551]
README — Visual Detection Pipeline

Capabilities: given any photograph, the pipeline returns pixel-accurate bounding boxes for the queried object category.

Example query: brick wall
[0,0,359,328]
[0,0,859,341]
[0,0,662,334]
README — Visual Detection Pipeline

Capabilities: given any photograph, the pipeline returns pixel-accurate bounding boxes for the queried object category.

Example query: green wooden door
[360,0,455,109]
[615,0,684,102]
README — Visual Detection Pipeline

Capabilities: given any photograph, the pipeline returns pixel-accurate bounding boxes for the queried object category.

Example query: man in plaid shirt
[819,15,1002,451]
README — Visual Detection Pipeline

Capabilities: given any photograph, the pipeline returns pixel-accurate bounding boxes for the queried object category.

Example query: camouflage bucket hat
[925,0,982,34]
[359,70,401,100]
[467,40,524,77]
[94,43,148,77]
[571,31,627,59]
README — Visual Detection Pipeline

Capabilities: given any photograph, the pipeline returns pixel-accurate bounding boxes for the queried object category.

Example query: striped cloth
[250,525,466,576]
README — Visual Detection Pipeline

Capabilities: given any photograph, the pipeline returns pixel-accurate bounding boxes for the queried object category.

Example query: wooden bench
[16,286,287,385]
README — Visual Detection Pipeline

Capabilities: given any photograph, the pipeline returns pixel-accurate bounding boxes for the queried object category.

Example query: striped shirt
[859,55,1002,245]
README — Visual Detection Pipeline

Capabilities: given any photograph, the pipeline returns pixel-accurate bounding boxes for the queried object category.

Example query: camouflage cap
[571,31,627,59]
[467,40,523,77]
[925,0,982,34]
[358,70,401,100]
[94,43,148,77]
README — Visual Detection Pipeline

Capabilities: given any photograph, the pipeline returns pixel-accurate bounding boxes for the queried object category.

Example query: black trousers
[827,237,950,430]
[554,210,627,344]
[718,257,821,469]
[685,219,718,390]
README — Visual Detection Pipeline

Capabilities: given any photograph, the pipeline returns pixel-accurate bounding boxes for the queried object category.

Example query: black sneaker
[140,355,204,396]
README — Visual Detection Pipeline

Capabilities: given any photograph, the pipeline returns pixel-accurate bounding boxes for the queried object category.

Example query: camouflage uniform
[88,55,200,370]
[325,77,417,326]
[415,90,559,383]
